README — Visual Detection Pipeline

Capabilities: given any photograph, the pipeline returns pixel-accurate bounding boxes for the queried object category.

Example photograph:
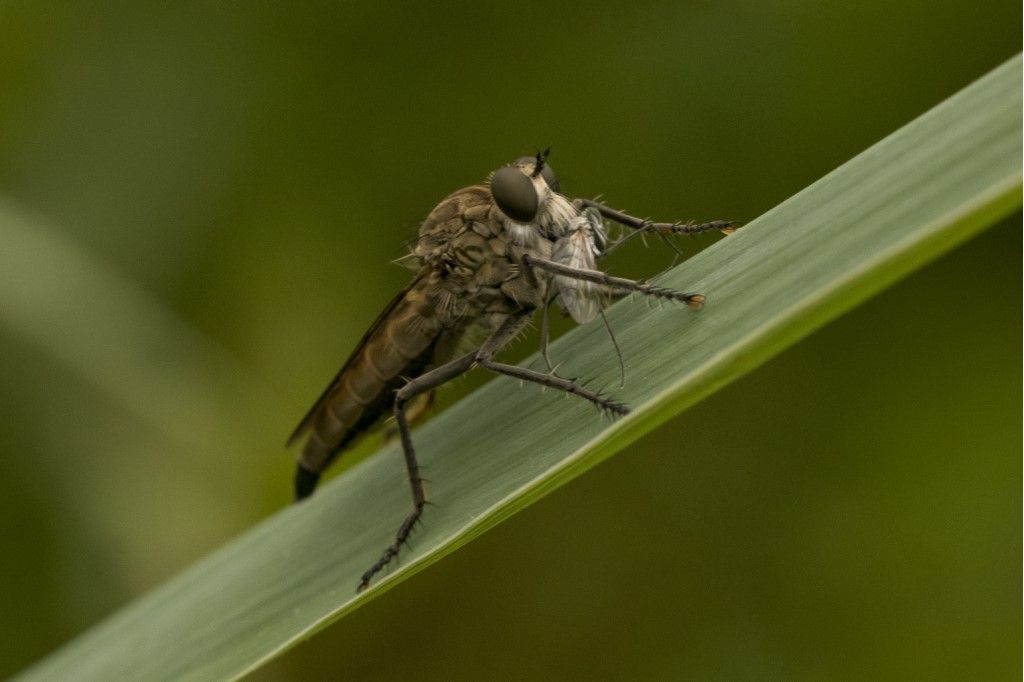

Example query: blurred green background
[0,2,1019,679]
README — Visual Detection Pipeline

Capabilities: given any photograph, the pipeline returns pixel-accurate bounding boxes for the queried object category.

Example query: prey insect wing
[550,208,607,324]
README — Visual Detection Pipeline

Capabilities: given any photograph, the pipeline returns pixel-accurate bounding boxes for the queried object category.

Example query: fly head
[489,152,562,226]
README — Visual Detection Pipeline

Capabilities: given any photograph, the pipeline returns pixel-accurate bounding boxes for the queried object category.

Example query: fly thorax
[504,220,540,248]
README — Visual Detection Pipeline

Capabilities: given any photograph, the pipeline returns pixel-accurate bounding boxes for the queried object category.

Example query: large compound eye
[513,155,559,192]
[490,167,538,223]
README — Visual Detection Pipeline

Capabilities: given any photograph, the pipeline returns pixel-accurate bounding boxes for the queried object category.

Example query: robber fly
[288,150,734,591]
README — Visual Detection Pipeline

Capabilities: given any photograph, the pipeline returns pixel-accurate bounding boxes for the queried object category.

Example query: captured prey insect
[287,150,735,591]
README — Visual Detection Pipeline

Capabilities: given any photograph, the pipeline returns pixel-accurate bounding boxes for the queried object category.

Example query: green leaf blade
[17,55,1021,682]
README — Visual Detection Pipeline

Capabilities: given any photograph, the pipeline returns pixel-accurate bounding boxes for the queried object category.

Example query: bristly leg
[382,390,436,443]
[357,309,633,591]
[479,359,630,418]
[523,254,705,310]
[357,351,477,592]
[602,225,689,261]
[575,198,737,237]
[358,312,536,592]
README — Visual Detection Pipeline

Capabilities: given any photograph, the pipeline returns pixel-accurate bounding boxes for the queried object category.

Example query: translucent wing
[551,211,606,324]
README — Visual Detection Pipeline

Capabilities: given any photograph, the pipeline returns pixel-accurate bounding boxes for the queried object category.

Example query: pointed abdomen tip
[294,465,321,501]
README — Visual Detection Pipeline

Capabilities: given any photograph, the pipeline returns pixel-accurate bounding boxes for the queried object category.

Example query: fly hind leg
[357,352,476,592]
[382,390,435,444]
[358,312,536,592]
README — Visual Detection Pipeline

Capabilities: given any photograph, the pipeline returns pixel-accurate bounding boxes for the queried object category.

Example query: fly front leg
[574,198,736,237]
[523,254,706,309]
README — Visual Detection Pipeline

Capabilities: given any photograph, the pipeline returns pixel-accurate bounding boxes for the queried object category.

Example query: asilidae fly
[289,151,734,591]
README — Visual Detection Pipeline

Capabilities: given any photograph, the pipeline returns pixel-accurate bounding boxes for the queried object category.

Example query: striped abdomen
[289,270,443,498]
